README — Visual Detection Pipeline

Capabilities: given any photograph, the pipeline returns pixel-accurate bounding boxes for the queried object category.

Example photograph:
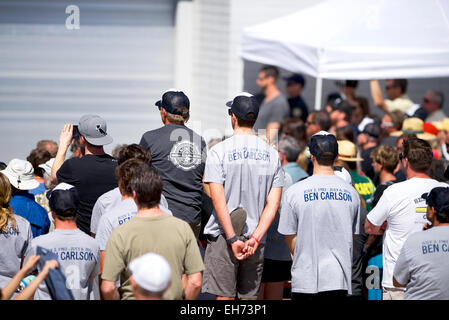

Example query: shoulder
[97,187,120,203]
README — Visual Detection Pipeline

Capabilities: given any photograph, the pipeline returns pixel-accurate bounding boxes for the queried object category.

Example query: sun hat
[0,159,40,190]
[390,117,436,141]
[337,140,363,162]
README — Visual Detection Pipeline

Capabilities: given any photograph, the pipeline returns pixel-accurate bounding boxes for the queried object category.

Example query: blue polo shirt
[283,162,308,184]
[10,192,50,238]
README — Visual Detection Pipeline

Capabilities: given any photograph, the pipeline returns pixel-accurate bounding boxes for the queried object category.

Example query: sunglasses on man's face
[399,153,405,160]
[385,85,396,90]
[228,109,233,116]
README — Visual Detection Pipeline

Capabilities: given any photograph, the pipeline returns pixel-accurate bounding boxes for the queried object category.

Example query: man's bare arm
[51,123,73,185]
[370,80,388,112]
[184,272,202,300]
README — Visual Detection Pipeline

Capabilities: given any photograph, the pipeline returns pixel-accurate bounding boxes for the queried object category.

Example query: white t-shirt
[367,177,448,289]
[278,174,360,294]
[203,134,284,242]
[90,187,171,234]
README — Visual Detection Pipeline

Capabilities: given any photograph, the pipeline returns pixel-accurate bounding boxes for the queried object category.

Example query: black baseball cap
[307,131,338,161]
[155,90,190,116]
[422,187,449,213]
[361,122,382,139]
[283,73,305,87]
[226,92,259,122]
[46,183,80,215]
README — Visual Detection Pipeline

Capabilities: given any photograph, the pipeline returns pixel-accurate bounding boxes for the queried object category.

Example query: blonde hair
[0,172,17,233]
[165,107,190,124]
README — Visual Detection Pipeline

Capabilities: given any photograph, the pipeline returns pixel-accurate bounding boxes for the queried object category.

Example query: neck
[84,145,105,156]
[264,85,280,100]
[135,206,165,218]
[121,194,133,201]
[313,163,335,175]
[281,159,289,166]
[233,126,254,136]
[55,219,78,230]
[379,170,396,183]
[433,219,449,227]
[406,169,430,180]
[336,119,349,128]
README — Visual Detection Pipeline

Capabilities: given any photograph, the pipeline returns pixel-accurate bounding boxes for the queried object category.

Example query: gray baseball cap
[78,114,113,146]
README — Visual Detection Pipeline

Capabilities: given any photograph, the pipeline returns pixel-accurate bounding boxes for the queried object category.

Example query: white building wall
[181,0,323,141]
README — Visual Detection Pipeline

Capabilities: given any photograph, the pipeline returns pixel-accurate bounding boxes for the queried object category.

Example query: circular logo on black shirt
[169,141,202,171]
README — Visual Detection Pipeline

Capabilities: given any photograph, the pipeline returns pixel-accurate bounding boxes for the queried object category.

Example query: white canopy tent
[240,0,449,109]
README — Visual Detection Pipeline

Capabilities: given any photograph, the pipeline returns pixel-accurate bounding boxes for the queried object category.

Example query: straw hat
[337,140,363,162]
[432,118,449,132]
[390,117,437,141]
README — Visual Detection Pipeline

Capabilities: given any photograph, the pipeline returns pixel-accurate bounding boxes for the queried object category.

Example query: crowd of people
[1,65,449,301]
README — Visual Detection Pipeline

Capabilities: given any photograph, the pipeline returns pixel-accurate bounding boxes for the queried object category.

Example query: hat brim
[83,135,113,146]
[417,133,437,141]
[0,169,40,190]
[338,155,363,162]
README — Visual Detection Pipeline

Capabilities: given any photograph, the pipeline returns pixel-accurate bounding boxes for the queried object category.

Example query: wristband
[250,235,260,245]
[226,235,238,245]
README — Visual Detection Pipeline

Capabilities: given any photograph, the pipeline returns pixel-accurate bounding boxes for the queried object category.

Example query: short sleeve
[22,220,34,258]
[271,158,284,188]
[91,197,106,234]
[96,215,113,251]
[101,230,125,282]
[204,147,225,185]
[139,133,149,150]
[393,239,411,286]
[352,193,361,235]
[182,223,205,275]
[278,191,298,235]
[366,190,390,226]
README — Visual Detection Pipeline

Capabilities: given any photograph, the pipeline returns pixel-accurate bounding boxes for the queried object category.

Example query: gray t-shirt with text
[393,226,449,300]
[203,134,284,242]
[278,174,360,294]
[0,215,32,289]
[26,229,100,300]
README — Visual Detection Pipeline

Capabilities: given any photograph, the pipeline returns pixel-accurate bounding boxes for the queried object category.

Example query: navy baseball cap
[283,73,305,87]
[362,122,382,139]
[226,92,259,121]
[308,131,338,161]
[47,183,80,215]
[422,187,449,213]
[155,89,190,116]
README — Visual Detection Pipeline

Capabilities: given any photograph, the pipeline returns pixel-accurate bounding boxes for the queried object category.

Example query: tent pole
[314,77,323,110]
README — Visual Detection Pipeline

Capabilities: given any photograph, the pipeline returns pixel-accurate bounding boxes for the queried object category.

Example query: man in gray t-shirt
[202,93,283,300]
[393,187,449,300]
[26,183,100,300]
[278,131,360,299]
[253,66,290,142]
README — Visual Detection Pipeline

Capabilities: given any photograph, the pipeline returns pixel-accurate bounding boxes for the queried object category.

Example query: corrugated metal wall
[0,0,175,163]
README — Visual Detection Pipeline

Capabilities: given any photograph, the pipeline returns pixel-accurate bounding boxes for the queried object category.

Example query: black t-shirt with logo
[139,124,207,224]
[56,154,118,234]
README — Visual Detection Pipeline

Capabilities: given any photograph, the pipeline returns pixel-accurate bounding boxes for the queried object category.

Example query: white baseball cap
[129,253,171,293]
[0,159,40,190]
